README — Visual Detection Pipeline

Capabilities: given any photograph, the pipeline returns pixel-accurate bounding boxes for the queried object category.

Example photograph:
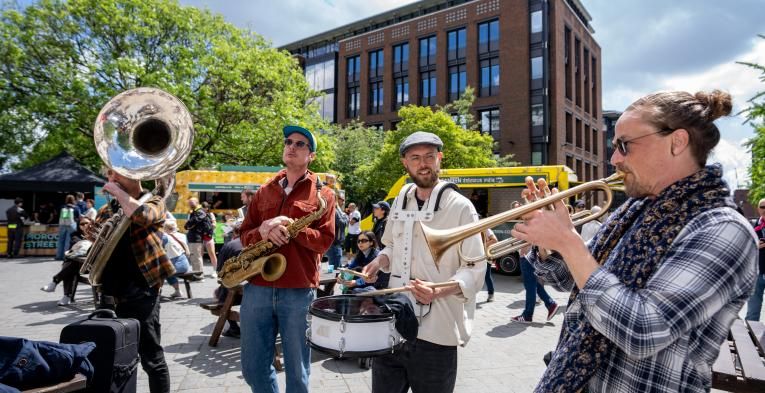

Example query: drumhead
[309,295,393,322]
[308,341,403,358]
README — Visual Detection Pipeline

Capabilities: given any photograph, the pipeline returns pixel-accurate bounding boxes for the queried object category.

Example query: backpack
[334,207,348,245]
[199,213,215,237]
[59,207,76,227]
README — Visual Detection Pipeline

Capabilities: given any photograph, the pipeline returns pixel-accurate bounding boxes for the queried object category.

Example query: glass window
[448,28,466,60]
[480,58,500,97]
[479,108,500,146]
[323,59,335,91]
[419,36,437,67]
[369,81,383,115]
[322,93,334,122]
[393,43,409,74]
[347,56,360,84]
[420,71,436,106]
[347,86,359,118]
[531,10,543,34]
[395,76,409,109]
[531,56,543,79]
[478,20,499,54]
[369,50,384,79]
[531,104,544,127]
[448,64,466,102]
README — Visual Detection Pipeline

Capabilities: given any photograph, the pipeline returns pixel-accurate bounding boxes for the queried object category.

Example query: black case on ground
[60,309,140,393]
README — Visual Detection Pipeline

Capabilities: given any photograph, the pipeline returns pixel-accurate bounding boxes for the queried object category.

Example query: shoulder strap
[401,182,459,211]
[168,232,190,255]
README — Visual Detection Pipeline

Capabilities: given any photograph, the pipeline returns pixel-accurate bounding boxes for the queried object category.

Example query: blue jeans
[55,225,75,260]
[746,273,765,321]
[166,255,190,286]
[240,285,314,393]
[326,244,343,268]
[520,257,555,318]
[484,262,494,295]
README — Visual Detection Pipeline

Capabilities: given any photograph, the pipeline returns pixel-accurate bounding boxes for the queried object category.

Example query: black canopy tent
[0,152,105,210]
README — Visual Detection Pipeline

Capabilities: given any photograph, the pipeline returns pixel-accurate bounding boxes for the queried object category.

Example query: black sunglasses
[284,138,309,149]
[615,129,673,156]
[759,205,765,209]
[357,238,370,243]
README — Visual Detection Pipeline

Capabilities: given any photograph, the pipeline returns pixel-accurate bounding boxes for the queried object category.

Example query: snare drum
[307,295,403,358]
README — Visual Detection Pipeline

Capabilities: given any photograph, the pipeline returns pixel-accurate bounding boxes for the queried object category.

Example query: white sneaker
[170,290,183,299]
[57,296,71,306]
[211,272,218,279]
[41,282,57,292]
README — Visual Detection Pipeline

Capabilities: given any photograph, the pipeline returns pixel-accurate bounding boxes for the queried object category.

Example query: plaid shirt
[128,194,175,289]
[529,207,758,392]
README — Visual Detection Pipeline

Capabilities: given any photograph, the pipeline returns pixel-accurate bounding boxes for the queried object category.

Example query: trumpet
[422,172,624,266]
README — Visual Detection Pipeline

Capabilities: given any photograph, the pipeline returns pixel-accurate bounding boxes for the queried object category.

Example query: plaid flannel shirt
[529,207,757,392]
[128,194,175,289]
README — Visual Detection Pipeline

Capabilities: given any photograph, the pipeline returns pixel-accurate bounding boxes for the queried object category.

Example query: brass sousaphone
[81,87,194,286]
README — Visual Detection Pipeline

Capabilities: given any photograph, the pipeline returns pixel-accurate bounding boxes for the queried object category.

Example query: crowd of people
[16,89,765,393]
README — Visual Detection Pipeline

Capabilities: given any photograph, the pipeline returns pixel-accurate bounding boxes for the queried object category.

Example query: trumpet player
[238,125,335,393]
[363,132,485,393]
[100,168,175,393]
[511,90,757,392]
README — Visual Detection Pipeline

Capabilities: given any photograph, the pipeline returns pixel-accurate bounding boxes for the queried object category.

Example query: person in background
[74,192,88,216]
[83,199,97,221]
[41,216,95,305]
[5,198,28,258]
[580,205,603,243]
[745,197,765,321]
[55,195,80,261]
[371,201,390,249]
[325,189,348,269]
[337,231,389,293]
[238,188,255,220]
[161,220,190,299]
[483,227,498,302]
[215,222,244,338]
[201,201,219,278]
[345,202,362,256]
[184,197,209,279]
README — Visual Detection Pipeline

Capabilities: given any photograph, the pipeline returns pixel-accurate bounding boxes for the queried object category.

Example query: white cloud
[709,137,752,191]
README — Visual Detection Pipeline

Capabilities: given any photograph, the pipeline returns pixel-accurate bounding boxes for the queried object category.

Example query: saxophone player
[99,168,175,393]
[239,125,336,393]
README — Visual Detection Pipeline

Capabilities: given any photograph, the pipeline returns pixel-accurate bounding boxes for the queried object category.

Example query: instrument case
[60,309,140,393]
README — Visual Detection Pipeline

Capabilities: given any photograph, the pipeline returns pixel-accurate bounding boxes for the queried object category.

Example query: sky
[175,0,763,190]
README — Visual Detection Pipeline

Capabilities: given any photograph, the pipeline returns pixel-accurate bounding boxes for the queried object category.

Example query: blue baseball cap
[283,125,317,152]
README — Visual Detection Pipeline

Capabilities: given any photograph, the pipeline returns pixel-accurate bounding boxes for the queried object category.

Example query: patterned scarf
[536,165,733,393]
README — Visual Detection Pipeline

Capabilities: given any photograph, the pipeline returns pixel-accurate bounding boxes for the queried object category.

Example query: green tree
[323,120,384,207]
[0,0,327,172]
[740,35,765,203]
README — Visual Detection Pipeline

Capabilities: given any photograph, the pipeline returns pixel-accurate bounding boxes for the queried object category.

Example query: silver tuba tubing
[81,88,194,286]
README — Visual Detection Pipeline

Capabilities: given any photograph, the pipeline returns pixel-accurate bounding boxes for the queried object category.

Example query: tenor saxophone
[219,190,327,288]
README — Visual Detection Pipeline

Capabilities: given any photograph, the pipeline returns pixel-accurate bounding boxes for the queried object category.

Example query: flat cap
[399,131,443,156]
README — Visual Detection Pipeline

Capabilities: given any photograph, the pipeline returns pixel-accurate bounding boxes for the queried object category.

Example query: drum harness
[388,180,459,323]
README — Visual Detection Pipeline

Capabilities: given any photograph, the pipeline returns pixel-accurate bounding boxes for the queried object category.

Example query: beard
[408,166,440,189]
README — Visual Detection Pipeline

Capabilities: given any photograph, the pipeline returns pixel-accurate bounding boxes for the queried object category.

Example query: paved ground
[1,256,753,392]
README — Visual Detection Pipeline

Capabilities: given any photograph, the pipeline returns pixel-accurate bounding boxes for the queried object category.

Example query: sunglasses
[759,206,765,209]
[357,238,370,243]
[284,138,309,149]
[615,129,672,156]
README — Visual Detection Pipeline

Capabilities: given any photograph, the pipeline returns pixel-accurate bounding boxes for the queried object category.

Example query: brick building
[283,0,604,179]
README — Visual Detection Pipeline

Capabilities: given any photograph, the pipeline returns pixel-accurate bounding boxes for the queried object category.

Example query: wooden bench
[22,373,87,393]
[712,319,765,392]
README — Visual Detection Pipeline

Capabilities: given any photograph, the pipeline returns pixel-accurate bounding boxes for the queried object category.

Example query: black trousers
[345,233,359,254]
[52,258,79,296]
[6,228,23,257]
[111,292,170,393]
[372,339,458,393]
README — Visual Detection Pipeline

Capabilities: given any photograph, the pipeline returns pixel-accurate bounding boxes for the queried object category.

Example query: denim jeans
[520,257,555,318]
[114,292,170,393]
[55,225,75,260]
[484,263,494,295]
[326,244,343,268]
[372,339,458,393]
[165,255,190,286]
[746,273,765,321]
[240,285,314,393]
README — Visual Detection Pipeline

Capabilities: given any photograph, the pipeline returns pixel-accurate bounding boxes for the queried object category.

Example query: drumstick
[356,281,459,297]
[336,267,371,281]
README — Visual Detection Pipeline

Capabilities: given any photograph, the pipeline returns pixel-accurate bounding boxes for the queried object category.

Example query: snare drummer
[363,132,486,393]
[238,125,336,393]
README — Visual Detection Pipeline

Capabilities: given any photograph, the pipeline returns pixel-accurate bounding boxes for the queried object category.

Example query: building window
[564,27,571,100]
[575,37,581,107]
[447,28,466,61]
[448,64,466,102]
[369,49,384,79]
[369,81,383,115]
[584,48,590,114]
[393,43,409,74]
[591,56,598,118]
[419,36,437,66]
[531,104,544,127]
[479,57,499,97]
[478,19,499,54]
[566,112,573,144]
[531,56,543,80]
[479,108,500,148]
[584,124,591,153]
[420,71,436,106]
[346,56,360,84]
[347,86,359,118]
[592,128,599,155]
[394,76,409,109]
[566,155,573,171]
[530,10,543,34]
[532,144,544,165]
[452,113,468,128]
[575,118,582,148]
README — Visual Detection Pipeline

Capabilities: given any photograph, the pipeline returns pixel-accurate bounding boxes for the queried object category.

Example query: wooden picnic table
[712,319,765,392]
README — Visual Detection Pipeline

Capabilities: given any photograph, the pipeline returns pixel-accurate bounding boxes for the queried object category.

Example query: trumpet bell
[94,87,194,180]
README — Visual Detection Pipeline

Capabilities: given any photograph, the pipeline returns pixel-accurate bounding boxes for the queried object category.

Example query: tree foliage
[741,35,765,203]
[0,0,328,172]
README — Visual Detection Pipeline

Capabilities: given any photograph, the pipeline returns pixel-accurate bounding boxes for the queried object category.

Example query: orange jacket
[240,170,335,288]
